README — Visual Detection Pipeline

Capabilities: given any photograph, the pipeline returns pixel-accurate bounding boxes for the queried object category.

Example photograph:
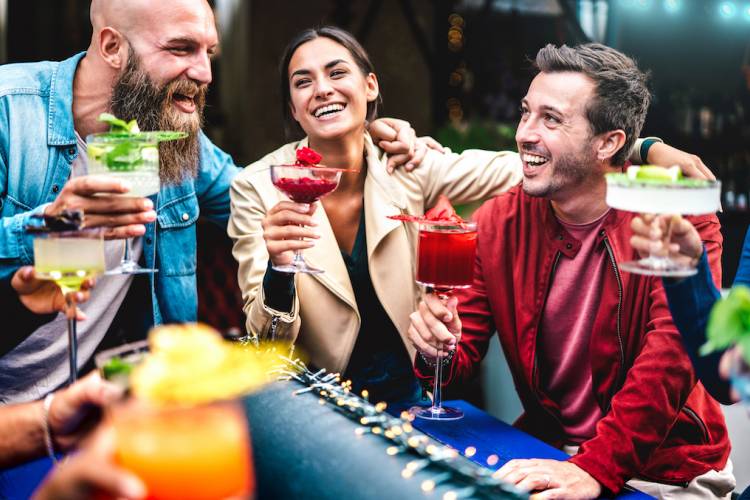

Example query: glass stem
[432,352,443,413]
[646,216,674,270]
[120,238,133,266]
[65,294,78,385]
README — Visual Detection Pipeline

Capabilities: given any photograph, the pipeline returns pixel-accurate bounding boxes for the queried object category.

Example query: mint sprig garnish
[93,114,187,172]
[703,285,750,365]
[98,112,140,134]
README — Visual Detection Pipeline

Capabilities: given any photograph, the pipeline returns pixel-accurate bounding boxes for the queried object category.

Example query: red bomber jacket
[415,185,730,494]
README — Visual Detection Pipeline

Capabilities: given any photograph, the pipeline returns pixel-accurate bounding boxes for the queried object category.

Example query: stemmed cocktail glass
[270,164,342,274]
[32,224,105,384]
[411,220,477,421]
[86,131,186,275]
[606,168,721,277]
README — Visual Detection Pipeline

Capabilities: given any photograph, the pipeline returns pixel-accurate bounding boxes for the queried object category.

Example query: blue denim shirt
[0,52,239,325]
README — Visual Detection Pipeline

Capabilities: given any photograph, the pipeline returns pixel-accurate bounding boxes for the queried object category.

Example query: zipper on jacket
[531,251,566,429]
[682,405,710,443]
[269,315,280,341]
[602,236,626,412]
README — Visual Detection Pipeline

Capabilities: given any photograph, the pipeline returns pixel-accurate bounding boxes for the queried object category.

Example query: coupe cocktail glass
[606,172,721,277]
[112,399,254,500]
[270,164,342,274]
[33,228,105,384]
[411,221,477,421]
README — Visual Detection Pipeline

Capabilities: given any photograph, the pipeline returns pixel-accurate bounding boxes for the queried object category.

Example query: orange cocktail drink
[113,400,253,500]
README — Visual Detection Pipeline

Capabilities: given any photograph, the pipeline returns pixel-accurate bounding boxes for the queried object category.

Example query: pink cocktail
[270,164,342,274]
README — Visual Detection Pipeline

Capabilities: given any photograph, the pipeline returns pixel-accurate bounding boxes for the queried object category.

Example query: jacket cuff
[568,451,623,495]
[262,261,295,312]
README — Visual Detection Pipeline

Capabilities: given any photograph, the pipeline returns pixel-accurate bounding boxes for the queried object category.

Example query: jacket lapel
[362,136,419,354]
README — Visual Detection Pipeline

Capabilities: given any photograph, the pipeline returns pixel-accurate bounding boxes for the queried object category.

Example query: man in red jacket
[408,43,733,498]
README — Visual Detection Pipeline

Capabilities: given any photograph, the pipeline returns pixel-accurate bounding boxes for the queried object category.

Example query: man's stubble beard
[521,141,596,199]
[110,49,207,185]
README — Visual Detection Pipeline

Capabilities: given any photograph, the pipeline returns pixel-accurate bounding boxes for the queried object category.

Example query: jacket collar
[533,190,630,258]
[294,134,412,310]
[47,52,85,147]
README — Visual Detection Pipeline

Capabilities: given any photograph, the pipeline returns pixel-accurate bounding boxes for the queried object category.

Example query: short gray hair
[534,43,650,166]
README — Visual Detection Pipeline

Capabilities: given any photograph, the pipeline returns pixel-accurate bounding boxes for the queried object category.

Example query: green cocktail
[33,228,105,384]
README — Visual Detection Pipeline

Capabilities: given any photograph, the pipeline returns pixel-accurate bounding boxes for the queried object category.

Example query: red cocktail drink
[269,164,342,274]
[416,222,477,291]
[411,220,476,422]
[273,177,338,204]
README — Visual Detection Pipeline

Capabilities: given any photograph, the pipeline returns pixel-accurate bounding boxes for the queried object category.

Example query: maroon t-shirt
[538,211,610,444]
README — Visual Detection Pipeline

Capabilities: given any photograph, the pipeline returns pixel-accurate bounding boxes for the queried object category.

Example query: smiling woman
[227,26,525,406]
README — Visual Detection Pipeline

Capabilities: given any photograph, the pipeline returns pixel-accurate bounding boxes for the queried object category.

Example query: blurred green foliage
[434,121,518,219]
[436,121,517,153]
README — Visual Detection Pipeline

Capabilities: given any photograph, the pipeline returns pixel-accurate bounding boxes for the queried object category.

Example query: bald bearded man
[0,0,420,403]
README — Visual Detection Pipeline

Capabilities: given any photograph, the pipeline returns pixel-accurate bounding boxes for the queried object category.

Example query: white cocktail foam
[606,182,721,215]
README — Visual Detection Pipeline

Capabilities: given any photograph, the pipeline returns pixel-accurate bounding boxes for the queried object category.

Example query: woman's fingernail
[298,204,310,212]
[142,199,153,210]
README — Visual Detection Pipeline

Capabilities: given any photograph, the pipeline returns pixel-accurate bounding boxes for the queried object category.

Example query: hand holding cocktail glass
[398,196,477,420]
[267,147,345,274]
[86,113,187,275]
[606,165,721,277]
[629,213,704,269]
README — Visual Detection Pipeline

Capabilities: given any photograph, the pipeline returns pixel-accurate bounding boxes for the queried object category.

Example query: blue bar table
[405,400,653,500]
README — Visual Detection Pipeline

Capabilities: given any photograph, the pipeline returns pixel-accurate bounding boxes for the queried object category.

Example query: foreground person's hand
[630,214,702,267]
[33,427,146,500]
[48,372,125,452]
[495,458,601,499]
[262,201,319,267]
[646,142,715,181]
[408,293,461,358]
[44,176,157,240]
[12,266,93,320]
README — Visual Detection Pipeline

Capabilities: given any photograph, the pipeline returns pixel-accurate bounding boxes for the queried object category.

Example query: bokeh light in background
[719,1,738,19]
[663,0,682,14]
[743,4,750,21]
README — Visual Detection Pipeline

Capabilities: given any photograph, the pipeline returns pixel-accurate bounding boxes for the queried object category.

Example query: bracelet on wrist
[42,392,58,462]
[639,138,661,164]
[419,348,455,367]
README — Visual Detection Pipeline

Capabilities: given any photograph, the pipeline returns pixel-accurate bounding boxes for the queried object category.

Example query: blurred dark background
[3,0,750,396]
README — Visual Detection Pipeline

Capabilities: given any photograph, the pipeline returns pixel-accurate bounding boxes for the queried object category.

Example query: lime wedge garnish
[627,165,682,182]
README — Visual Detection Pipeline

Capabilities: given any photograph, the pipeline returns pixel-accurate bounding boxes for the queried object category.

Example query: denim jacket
[0,52,238,325]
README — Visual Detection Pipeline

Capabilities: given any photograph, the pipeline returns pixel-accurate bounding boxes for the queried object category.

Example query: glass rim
[86,132,185,144]
[418,220,477,231]
[94,339,150,370]
[32,227,104,238]
[271,163,357,173]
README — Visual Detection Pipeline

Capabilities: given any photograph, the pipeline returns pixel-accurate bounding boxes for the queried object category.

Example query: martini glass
[606,171,721,277]
[411,220,477,421]
[270,164,342,274]
[33,228,105,384]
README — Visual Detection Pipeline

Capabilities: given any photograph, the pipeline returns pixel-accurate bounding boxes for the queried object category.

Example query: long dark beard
[110,49,207,185]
